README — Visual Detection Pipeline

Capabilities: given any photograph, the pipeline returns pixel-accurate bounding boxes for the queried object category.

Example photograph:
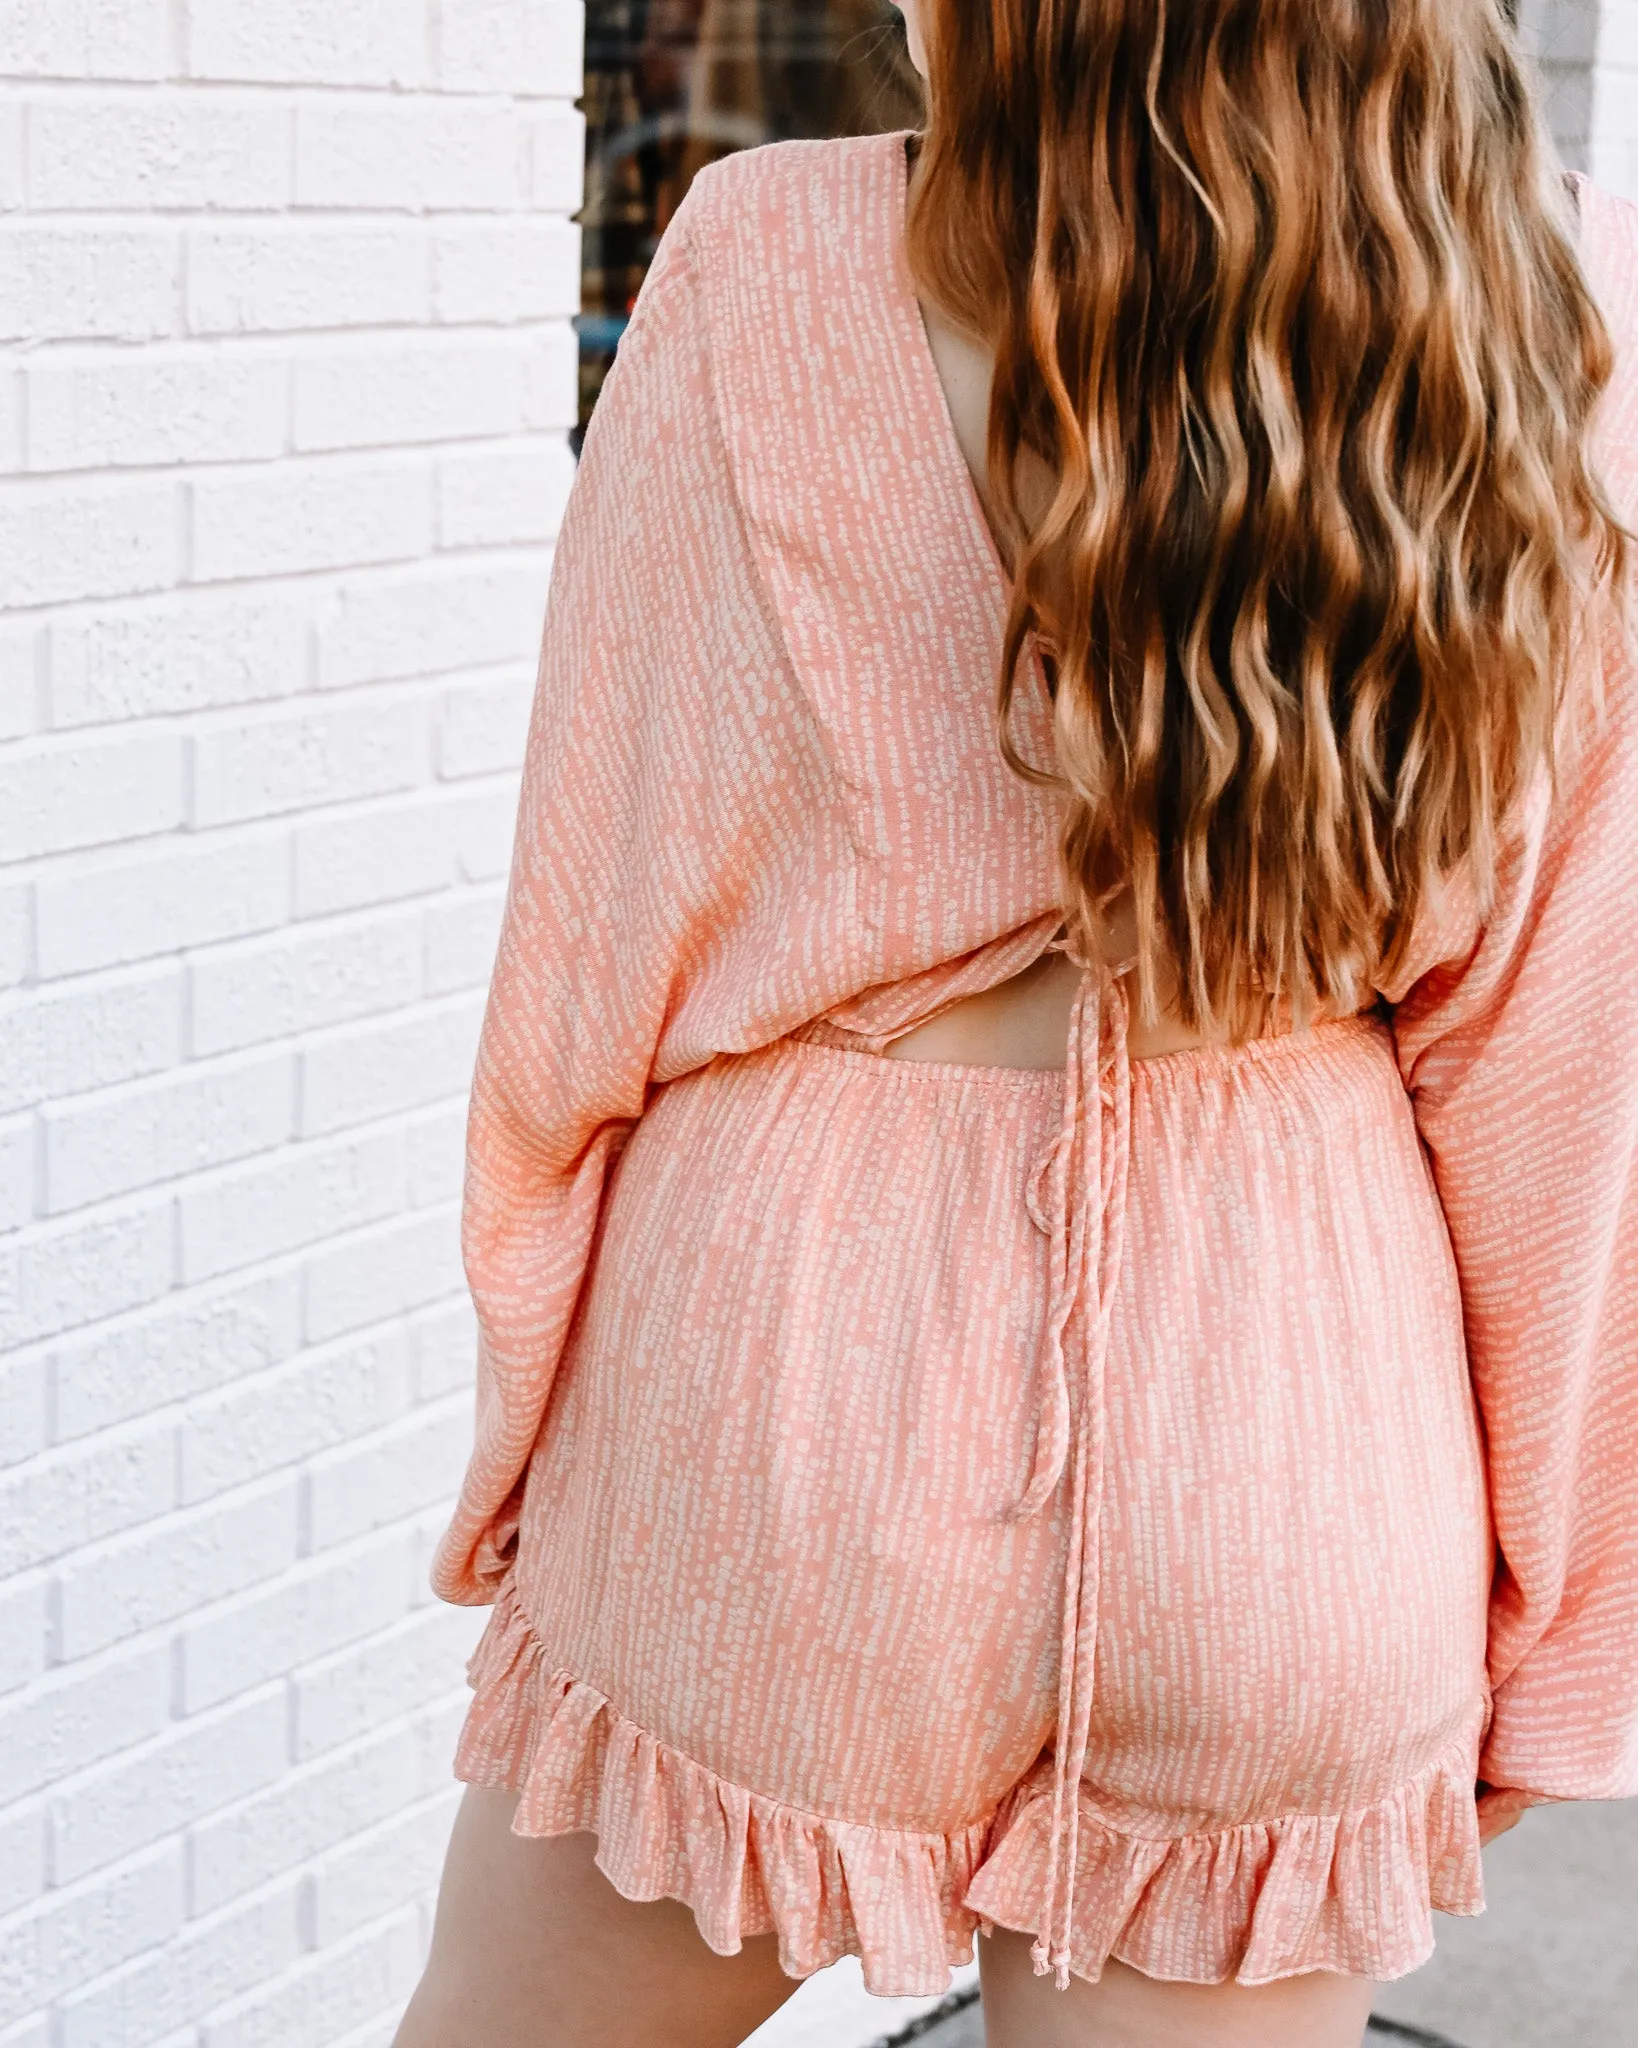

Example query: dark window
[575,0,921,448]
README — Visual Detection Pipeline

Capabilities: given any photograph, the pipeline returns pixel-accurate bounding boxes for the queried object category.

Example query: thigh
[393,1787,801,2048]
[978,1926,1376,2048]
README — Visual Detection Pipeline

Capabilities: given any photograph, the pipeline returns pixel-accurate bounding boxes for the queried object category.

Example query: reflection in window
[576,0,921,448]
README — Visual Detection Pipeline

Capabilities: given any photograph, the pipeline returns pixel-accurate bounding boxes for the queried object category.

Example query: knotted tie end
[1029,1932,1074,1991]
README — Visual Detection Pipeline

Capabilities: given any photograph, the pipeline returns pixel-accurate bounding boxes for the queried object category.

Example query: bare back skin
[883,297,1293,1074]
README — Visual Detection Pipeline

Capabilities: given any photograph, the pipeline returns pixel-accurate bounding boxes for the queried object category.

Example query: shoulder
[1569,179,1638,453]
[1569,174,1638,332]
[670,132,907,293]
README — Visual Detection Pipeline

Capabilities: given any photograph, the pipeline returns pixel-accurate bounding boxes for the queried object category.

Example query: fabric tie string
[1011,931,1133,1991]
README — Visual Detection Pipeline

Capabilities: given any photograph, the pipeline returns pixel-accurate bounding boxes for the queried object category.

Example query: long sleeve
[1388,184,1638,1819]
[430,169,829,1606]
[1389,604,1638,1819]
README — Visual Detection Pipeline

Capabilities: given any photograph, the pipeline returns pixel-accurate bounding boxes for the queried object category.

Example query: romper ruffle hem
[454,1570,1489,1997]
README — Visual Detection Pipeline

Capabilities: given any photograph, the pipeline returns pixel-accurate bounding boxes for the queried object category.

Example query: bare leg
[393,1787,802,2048]
[978,1924,1377,2048]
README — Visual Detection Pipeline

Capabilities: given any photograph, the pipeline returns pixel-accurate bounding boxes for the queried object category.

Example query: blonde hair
[905,0,1631,1034]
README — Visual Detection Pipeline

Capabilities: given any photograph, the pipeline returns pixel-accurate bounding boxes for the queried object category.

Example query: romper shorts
[450,1001,1495,1995]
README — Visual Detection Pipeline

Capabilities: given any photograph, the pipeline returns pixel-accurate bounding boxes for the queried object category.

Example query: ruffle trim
[966,1733,1487,1989]
[453,1576,1487,1997]
[453,1576,989,1996]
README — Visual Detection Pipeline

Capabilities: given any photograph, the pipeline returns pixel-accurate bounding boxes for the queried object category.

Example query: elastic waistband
[767,1004,1391,1096]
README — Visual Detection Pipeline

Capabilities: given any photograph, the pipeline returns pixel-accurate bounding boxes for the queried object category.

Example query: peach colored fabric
[431,131,1638,1995]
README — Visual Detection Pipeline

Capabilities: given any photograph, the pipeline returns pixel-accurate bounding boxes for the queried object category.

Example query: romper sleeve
[429,168,763,1606]
[1389,558,1638,1822]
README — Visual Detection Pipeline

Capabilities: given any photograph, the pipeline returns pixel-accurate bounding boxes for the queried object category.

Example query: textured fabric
[432,129,1638,1993]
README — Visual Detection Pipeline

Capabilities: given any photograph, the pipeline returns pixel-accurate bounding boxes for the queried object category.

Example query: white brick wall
[0,4,584,2040]
[1519,0,1638,198]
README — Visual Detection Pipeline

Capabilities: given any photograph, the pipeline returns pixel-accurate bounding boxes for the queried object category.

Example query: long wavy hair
[904,0,1631,1036]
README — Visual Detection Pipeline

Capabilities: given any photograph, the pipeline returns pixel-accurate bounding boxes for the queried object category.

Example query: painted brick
[0,4,586,2039]
[434,668,532,778]
[188,0,426,87]
[0,1417,176,1575]
[27,348,288,471]
[0,725,183,862]
[0,1636,171,1805]
[436,0,585,95]
[409,1687,468,1787]
[0,359,19,466]
[302,1206,464,1345]
[0,97,19,209]
[190,690,427,828]
[54,1475,300,1660]
[0,881,30,990]
[528,102,586,211]
[196,1904,422,2048]
[316,555,546,687]
[522,320,579,429]
[290,788,504,919]
[49,592,307,726]
[445,783,518,883]
[0,478,179,609]
[50,1269,303,1442]
[176,1530,414,1713]
[298,995,482,1139]
[175,1122,408,1285]
[303,1397,471,1552]
[0,0,170,79]
[0,1572,49,1693]
[290,1605,483,1762]
[187,223,429,334]
[405,1107,466,1211]
[178,1330,410,1505]
[328,2011,402,2048]
[188,906,424,1057]
[436,436,574,548]
[0,1113,32,1234]
[28,92,291,211]
[292,332,541,452]
[0,962,182,1118]
[423,883,505,995]
[0,1199,175,1352]
[305,1790,457,1945]
[0,627,39,741]
[56,1882,302,2048]
[0,1799,46,1917]
[189,458,433,582]
[0,1354,47,1467]
[0,1843,185,2027]
[41,1046,296,1213]
[294,96,521,212]
[0,225,176,341]
[48,1684,287,1884]
[433,217,580,322]
[187,1718,422,1914]
[35,831,289,979]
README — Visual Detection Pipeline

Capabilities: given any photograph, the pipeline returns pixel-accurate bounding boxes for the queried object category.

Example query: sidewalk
[887,1800,1637,2048]
[1370,1798,1637,2048]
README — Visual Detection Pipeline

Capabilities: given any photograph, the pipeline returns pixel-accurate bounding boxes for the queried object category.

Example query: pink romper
[430,130,1638,1995]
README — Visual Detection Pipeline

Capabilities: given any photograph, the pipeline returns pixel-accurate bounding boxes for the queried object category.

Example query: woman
[395,2,1638,2043]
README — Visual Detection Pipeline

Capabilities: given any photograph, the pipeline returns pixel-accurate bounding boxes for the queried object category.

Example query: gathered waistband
[778,1003,1392,1095]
